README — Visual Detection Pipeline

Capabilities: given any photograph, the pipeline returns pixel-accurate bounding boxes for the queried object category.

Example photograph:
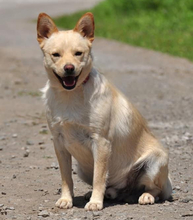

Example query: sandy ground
[0,1,193,219]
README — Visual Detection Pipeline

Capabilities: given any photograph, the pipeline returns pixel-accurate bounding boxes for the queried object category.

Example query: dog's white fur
[37,12,172,211]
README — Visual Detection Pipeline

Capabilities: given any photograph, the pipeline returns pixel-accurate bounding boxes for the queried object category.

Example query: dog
[37,12,172,211]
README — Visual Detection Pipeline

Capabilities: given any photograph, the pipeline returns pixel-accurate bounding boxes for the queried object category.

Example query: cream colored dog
[37,12,172,211]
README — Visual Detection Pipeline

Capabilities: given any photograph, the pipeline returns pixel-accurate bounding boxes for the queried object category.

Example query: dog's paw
[85,200,103,211]
[138,193,155,205]
[55,197,73,209]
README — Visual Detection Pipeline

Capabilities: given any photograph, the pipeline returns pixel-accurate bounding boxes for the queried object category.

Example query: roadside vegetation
[54,0,193,61]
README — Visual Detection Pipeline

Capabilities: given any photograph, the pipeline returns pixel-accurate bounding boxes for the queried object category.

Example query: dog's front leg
[85,136,111,211]
[54,138,73,209]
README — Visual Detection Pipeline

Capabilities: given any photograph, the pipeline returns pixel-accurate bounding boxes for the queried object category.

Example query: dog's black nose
[64,64,75,74]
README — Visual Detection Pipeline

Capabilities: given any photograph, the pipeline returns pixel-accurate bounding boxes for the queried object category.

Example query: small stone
[174,186,181,190]
[39,206,43,211]
[180,197,193,203]
[180,199,189,203]
[50,162,59,169]
[44,200,49,203]
[6,207,15,210]
[93,211,102,217]
[2,192,6,195]
[11,155,16,159]
[23,150,30,157]
[14,79,22,85]
[12,134,18,138]
[13,174,16,179]
[0,136,6,140]
[27,217,31,220]
[163,201,170,206]
[40,145,46,150]
[26,140,34,145]
[38,210,50,217]
[43,190,49,196]
[0,146,3,151]
[38,189,44,192]
[0,204,4,207]
[29,166,39,169]
[39,141,45,145]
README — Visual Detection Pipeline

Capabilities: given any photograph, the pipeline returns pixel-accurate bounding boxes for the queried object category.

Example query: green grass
[18,91,41,97]
[54,0,193,61]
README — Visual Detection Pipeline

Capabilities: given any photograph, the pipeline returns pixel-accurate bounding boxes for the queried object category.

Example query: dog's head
[37,12,94,91]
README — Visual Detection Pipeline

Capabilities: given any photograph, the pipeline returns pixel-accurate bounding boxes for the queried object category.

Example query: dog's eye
[52,53,60,57]
[75,51,82,56]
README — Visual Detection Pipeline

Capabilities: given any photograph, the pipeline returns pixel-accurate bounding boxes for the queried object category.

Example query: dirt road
[0,1,193,219]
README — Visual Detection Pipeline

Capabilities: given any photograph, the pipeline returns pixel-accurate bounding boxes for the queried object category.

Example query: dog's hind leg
[116,148,172,205]
[137,152,172,205]
[138,174,172,205]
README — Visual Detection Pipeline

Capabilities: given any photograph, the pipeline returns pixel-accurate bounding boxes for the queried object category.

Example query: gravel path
[0,1,193,219]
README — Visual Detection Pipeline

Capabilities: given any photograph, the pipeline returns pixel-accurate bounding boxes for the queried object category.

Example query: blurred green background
[55,0,193,61]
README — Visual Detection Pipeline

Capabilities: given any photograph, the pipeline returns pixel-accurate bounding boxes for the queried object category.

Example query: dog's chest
[47,89,88,124]
[55,103,88,124]
[53,108,93,162]
[46,91,93,154]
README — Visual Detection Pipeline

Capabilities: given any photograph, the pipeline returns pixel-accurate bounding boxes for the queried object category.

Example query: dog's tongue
[62,76,76,87]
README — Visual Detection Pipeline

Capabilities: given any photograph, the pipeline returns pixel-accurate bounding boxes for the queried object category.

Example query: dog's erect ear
[37,13,58,44]
[74,12,94,42]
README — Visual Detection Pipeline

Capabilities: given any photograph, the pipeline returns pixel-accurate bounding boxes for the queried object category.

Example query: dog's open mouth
[62,76,77,87]
[53,71,81,90]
